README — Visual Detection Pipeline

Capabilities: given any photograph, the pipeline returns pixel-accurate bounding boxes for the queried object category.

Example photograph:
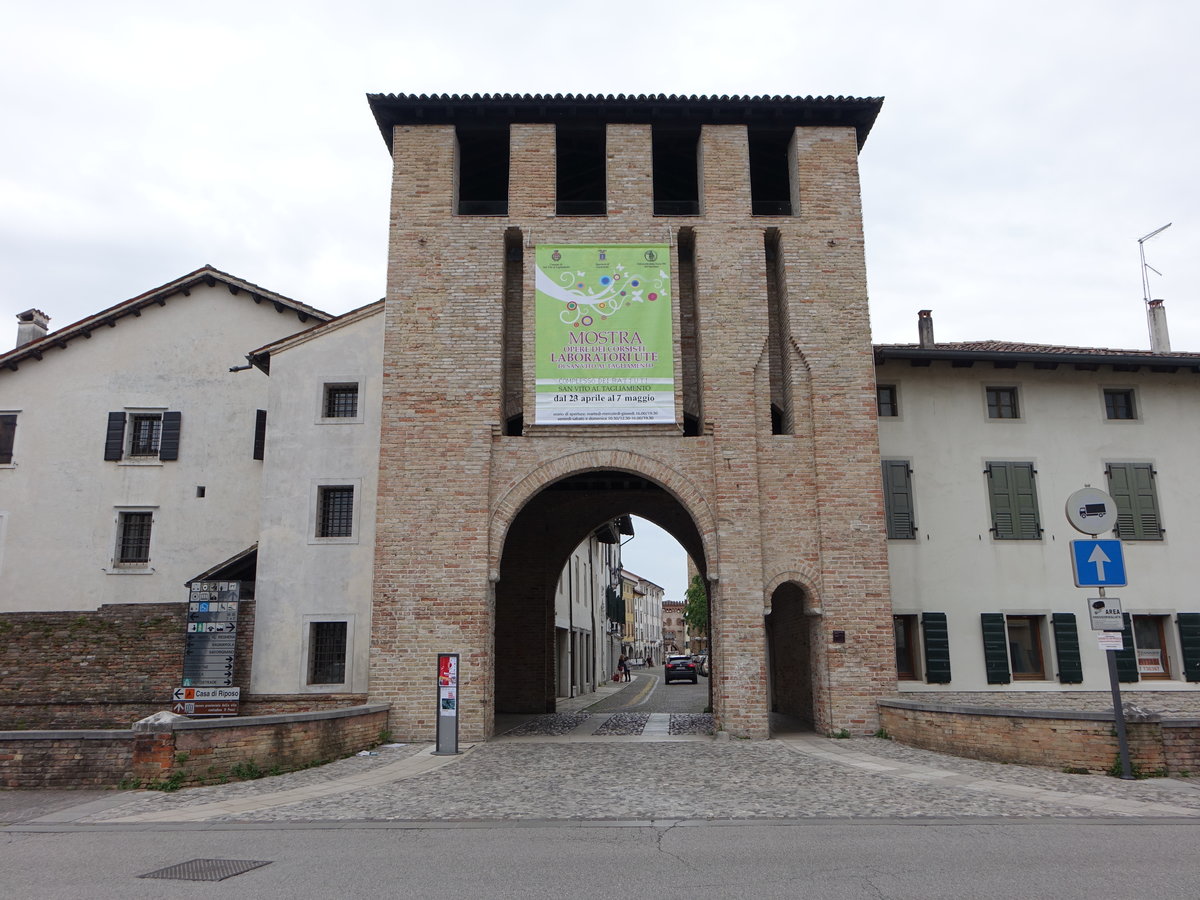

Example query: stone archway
[492,465,712,719]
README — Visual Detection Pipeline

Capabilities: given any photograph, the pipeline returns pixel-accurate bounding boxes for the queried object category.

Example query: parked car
[694,654,709,677]
[664,654,698,684]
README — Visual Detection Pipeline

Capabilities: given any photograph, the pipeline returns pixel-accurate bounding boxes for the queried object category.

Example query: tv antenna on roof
[1138,222,1171,306]
[1138,223,1172,352]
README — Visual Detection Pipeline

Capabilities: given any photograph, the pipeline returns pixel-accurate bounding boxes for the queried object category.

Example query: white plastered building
[0,268,329,612]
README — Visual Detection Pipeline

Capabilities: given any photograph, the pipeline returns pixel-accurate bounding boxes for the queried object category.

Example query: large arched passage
[494,469,708,716]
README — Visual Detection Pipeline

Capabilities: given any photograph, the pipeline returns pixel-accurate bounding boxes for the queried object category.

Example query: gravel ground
[670,713,715,735]
[502,713,590,736]
[593,713,649,735]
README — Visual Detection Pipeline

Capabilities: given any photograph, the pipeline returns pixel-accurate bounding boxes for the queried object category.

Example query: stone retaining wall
[0,704,389,789]
[880,698,1200,775]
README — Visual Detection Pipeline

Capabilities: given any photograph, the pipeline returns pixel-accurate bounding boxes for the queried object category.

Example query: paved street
[4,674,1200,897]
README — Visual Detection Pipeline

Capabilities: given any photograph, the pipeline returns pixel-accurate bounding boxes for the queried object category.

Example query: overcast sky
[3,1,1196,600]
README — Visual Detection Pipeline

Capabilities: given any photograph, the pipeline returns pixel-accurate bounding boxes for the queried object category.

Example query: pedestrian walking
[618,654,630,682]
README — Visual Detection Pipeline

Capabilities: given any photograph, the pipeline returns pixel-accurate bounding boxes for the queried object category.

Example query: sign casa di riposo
[535,244,674,425]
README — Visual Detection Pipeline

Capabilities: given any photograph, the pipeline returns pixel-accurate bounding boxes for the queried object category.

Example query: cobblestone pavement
[27,725,1199,828]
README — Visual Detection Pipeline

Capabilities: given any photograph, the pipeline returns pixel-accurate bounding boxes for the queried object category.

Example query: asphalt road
[3,821,1197,899]
[587,667,709,713]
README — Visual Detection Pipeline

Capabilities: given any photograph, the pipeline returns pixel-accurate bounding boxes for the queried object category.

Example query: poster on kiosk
[435,653,459,755]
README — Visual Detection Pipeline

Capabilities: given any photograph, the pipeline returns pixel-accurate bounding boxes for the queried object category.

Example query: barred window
[323,384,359,418]
[116,511,153,565]
[308,621,348,684]
[317,486,354,538]
[129,414,162,456]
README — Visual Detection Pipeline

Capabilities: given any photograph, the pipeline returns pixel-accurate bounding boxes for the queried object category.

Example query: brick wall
[0,704,389,789]
[0,731,134,788]
[880,699,1199,775]
[0,601,257,729]
[373,112,893,742]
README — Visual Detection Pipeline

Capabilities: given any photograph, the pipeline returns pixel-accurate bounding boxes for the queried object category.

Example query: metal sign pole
[1098,587,1133,780]
[434,653,460,756]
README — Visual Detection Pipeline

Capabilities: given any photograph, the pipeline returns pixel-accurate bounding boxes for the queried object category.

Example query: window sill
[105,566,155,575]
[316,417,365,425]
[302,682,350,693]
[118,459,164,467]
[308,536,359,546]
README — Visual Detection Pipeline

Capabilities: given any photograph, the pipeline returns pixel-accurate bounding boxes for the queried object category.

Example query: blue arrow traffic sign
[1071,539,1127,587]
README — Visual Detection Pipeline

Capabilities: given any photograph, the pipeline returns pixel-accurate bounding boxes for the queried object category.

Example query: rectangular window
[748,127,793,216]
[556,124,606,216]
[652,125,700,216]
[881,460,916,539]
[253,409,267,460]
[456,125,509,216]
[308,621,348,684]
[921,612,951,684]
[105,410,180,461]
[876,385,898,417]
[1104,388,1137,420]
[1133,615,1170,678]
[0,413,16,464]
[316,485,354,538]
[1006,615,1046,680]
[893,615,919,679]
[1106,462,1163,540]
[323,383,359,418]
[986,386,1020,419]
[128,414,162,456]
[116,511,153,566]
[986,461,1041,540]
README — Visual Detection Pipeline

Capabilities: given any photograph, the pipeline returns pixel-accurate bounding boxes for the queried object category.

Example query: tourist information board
[180,581,241,716]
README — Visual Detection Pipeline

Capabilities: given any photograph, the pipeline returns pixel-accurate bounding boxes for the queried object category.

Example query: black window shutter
[1051,612,1084,684]
[0,414,15,464]
[104,412,126,460]
[881,460,916,539]
[1115,613,1139,682]
[253,409,267,460]
[159,411,182,461]
[1176,613,1200,683]
[921,612,951,683]
[981,613,1012,684]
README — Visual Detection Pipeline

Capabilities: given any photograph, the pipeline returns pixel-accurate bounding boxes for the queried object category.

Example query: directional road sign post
[178,580,241,716]
[1065,490,1133,779]
[1070,539,1127,588]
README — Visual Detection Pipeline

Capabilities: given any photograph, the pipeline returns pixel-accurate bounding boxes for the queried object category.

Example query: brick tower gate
[367,93,894,742]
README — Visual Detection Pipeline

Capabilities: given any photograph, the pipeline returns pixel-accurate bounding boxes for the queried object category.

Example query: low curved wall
[0,703,391,789]
[879,698,1200,775]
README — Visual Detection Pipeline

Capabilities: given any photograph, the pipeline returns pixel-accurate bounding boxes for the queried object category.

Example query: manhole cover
[139,858,272,882]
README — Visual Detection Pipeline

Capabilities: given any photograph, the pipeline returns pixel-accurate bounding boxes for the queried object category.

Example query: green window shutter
[1106,463,1163,540]
[986,462,1041,540]
[1115,613,1140,682]
[920,612,951,684]
[981,613,1012,684]
[1051,612,1083,684]
[1177,613,1200,683]
[881,460,916,539]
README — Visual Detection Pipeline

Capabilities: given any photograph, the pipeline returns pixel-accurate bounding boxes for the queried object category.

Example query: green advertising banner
[535,244,674,425]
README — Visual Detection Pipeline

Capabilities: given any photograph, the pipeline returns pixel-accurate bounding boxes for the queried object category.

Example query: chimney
[1147,299,1171,353]
[917,309,935,348]
[15,309,50,348]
